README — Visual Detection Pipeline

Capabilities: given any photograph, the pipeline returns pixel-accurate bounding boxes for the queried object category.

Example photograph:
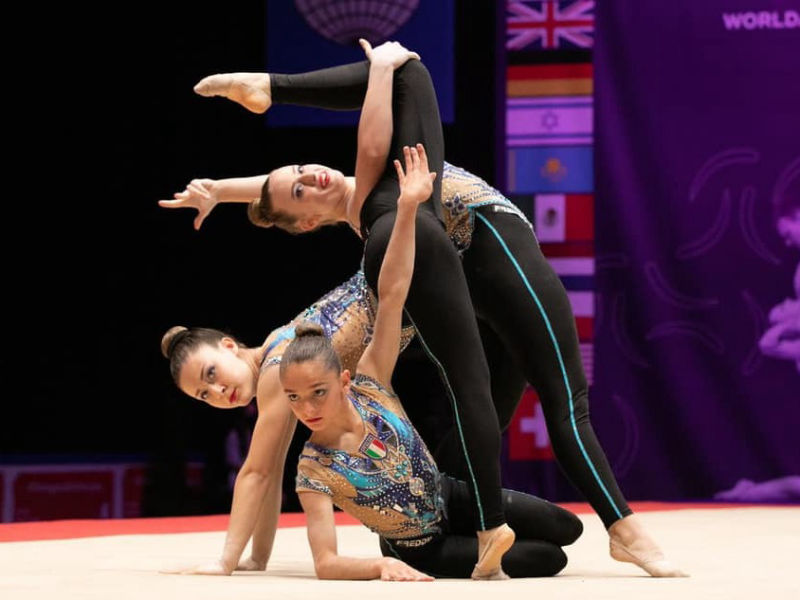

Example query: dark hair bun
[247,175,274,229]
[161,326,189,359]
[247,197,271,229]
[294,322,325,338]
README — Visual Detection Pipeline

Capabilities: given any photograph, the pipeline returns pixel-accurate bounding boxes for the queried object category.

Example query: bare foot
[608,515,688,577]
[472,524,515,580]
[193,73,271,114]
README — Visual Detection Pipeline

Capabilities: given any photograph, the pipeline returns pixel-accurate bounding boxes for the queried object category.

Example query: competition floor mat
[1,503,797,599]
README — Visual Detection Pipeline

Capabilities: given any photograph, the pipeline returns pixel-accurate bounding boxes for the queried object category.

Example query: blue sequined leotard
[295,374,444,540]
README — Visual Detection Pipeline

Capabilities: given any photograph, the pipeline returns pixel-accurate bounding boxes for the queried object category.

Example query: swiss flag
[509,387,555,461]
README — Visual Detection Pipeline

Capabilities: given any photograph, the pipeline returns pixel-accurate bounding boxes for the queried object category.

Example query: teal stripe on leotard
[475,211,623,520]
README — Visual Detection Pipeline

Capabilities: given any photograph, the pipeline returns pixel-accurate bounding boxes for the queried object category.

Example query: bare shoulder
[256,366,290,416]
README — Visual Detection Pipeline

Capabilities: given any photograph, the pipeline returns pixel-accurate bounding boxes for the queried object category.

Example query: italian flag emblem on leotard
[361,434,387,460]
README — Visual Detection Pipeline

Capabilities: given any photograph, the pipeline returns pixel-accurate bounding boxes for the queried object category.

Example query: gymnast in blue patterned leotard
[280,145,581,580]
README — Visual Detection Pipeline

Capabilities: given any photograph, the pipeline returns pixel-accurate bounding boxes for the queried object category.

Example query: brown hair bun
[294,322,325,338]
[161,325,189,359]
[247,196,273,229]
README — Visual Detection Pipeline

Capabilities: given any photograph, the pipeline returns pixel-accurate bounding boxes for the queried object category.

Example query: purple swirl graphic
[689,147,760,203]
[644,262,719,309]
[676,189,733,259]
[610,393,640,479]
[596,252,630,270]
[611,293,650,368]
[772,156,800,209]
[646,321,725,354]
[738,186,781,265]
[741,290,767,376]
[294,0,420,45]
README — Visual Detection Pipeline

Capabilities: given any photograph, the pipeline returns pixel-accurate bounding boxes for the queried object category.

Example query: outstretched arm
[159,176,268,231]
[218,372,296,573]
[356,145,435,387]
[299,491,432,581]
[236,396,294,571]
[172,370,296,575]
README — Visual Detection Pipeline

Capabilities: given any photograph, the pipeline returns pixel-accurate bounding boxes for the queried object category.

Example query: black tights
[380,475,582,578]
[434,210,632,528]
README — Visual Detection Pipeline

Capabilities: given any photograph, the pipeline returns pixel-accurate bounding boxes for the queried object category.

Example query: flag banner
[549,256,594,275]
[533,194,593,241]
[580,341,594,383]
[507,63,592,97]
[594,0,800,500]
[507,96,593,147]
[509,388,555,461]
[577,319,593,341]
[508,146,593,193]
[538,241,594,257]
[566,291,593,317]
[507,1,595,51]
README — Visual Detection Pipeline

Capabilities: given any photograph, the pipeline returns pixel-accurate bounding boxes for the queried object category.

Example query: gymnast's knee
[559,510,584,546]
[506,546,568,578]
[547,547,569,576]
[395,58,431,86]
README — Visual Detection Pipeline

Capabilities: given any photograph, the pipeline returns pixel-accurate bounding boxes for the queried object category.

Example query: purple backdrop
[593,0,800,500]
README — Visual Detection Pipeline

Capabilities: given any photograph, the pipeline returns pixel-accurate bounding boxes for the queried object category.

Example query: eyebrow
[283,381,328,393]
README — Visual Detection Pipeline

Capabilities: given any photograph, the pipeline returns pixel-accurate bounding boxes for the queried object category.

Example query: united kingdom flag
[507,0,595,50]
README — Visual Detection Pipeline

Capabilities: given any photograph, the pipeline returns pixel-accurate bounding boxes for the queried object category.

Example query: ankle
[608,516,647,545]
[477,523,509,543]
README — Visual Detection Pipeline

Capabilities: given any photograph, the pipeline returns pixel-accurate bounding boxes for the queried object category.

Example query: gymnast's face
[268,164,347,231]
[177,339,256,409]
[777,211,800,249]
[282,359,351,432]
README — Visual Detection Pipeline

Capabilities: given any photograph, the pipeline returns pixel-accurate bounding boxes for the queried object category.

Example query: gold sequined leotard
[259,163,533,371]
[440,162,533,254]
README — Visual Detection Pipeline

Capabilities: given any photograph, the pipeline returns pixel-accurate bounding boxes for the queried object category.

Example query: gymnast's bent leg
[379,476,581,578]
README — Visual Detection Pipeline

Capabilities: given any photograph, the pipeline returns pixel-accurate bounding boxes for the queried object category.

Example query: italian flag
[365,438,387,460]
